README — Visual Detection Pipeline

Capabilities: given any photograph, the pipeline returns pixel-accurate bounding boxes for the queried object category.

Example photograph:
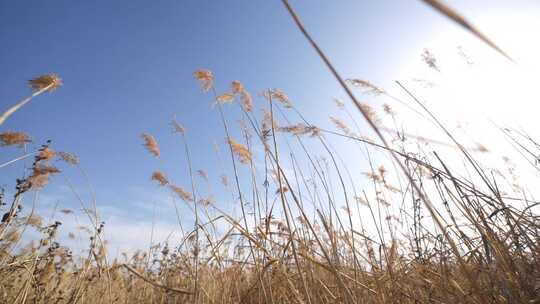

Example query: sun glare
[397,12,540,152]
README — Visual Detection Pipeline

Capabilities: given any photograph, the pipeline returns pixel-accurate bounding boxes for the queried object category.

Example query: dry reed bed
[0,1,539,303]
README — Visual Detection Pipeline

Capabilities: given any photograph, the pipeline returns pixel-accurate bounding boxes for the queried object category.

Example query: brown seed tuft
[57,151,79,165]
[193,69,214,92]
[231,80,244,94]
[27,163,61,189]
[347,79,385,95]
[220,174,229,187]
[141,133,160,158]
[0,132,31,147]
[264,89,292,108]
[276,186,289,194]
[330,117,351,136]
[261,109,279,141]
[171,117,186,134]
[216,92,235,104]
[29,74,63,92]
[33,164,61,175]
[26,214,43,227]
[198,196,215,206]
[421,48,440,71]
[151,171,169,186]
[228,138,252,164]
[359,103,380,126]
[169,184,193,202]
[28,173,51,189]
[279,123,319,137]
[354,196,369,206]
[38,147,55,161]
[240,90,253,112]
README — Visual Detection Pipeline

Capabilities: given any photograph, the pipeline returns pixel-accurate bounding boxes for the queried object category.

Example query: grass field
[1,1,539,303]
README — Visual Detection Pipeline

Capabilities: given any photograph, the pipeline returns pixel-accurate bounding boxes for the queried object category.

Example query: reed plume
[0,132,31,147]
[141,133,160,158]
[169,184,194,202]
[193,69,214,92]
[151,171,169,186]
[0,74,62,126]
[227,138,252,164]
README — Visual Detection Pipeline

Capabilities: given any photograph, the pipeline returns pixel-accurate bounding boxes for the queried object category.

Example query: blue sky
[1,0,538,253]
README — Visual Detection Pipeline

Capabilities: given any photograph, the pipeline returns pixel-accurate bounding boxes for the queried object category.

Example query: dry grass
[2,68,538,303]
[0,132,31,147]
[141,133,160,158]
[0,3,539,304]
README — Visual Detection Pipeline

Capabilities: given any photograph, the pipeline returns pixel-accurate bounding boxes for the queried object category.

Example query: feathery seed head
[198,196,214,206]
[216,92,235,104]
[38,147,55,161]
[0,132,31,147]
[221,174,229,186]
[421,49,440,71]
[29,74,62,92]
[169,184,193,202]
[276,186,289,194]
[28,173,51,189]
[4,229,21,243]
[171,117,186,134]
[151,171,169,186]
[33,164,61,175]
[330,116,351,135]
[193,69,214,92]
[334,99,345,109]
[383,103,394,115]
[230,81,253,112]
[347,79,385,95]
[141,133,160,158]
[261,109,278,140]
[57,151,79,165]
[359,103,380,126]
[279,123,319,137]
[228,138,252,164]
[27,164,61,189]
[231,80,244,94]
[264,89,292,108]
[354,196,369,206]
[240,90,253,112]
[27,214,43,227]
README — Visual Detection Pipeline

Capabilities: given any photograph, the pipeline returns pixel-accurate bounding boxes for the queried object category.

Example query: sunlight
[395,12,540,163]
[399,12,540,130]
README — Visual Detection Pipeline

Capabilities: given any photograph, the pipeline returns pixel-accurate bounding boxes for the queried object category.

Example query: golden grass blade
[422,0,513,62]
[0,90,49,127]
